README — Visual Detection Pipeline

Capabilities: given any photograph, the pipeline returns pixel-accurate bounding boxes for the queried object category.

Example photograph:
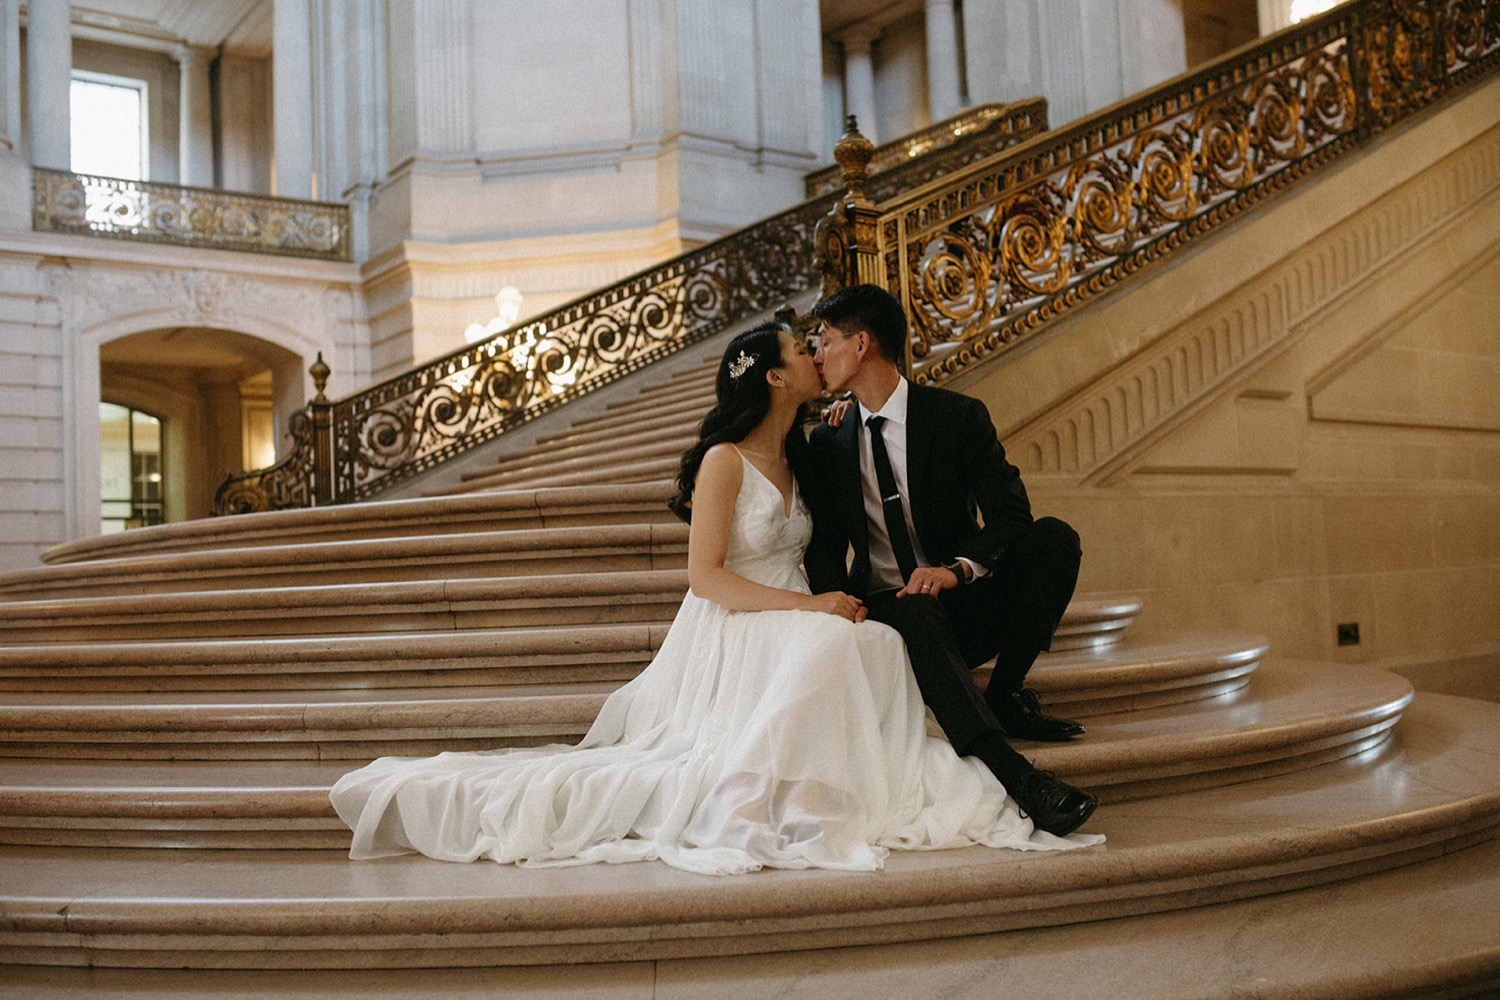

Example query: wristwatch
[942,559,970,585]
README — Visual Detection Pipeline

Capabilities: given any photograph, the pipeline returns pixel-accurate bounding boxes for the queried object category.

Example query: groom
[804,284,1097,837]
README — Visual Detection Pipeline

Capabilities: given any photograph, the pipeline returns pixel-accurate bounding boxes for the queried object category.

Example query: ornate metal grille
[214,103,1045,512]
[858,0,1497,385]
[32,169,351,262]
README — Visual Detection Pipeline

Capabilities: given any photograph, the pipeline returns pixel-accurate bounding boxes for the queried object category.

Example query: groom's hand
[896,566,960,598]
[820,396,854,428]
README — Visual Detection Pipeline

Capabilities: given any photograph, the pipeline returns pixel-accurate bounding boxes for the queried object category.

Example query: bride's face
[774,330,822,403]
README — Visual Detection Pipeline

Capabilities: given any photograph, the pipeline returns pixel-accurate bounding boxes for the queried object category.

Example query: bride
[331,322,1103,875]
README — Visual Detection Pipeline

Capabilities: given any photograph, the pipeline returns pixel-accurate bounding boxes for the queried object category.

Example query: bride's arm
[689,444,864,621]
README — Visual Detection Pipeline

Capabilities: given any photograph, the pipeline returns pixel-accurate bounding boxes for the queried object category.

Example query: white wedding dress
[331,450,1103,875]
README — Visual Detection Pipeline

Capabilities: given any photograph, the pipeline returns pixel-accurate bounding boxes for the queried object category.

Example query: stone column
[0,0,20,152]
[840,25,879,144]
[273,0,315,199]
[26,0,71,169]
[925,0,963,122]
[1258,0,1292,35]
[176,45,215,188]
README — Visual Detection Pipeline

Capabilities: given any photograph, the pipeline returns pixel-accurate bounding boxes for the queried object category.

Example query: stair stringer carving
[994,119,1500,488]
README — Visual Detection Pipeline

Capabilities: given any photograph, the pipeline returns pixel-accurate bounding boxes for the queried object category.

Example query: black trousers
[863,516,1082,759]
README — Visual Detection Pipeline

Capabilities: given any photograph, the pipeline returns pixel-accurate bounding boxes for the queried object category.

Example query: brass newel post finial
[309,352,331,404]
[834,114,876,206]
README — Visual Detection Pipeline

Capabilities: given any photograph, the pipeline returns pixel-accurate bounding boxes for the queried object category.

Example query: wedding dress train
[331,450,1103,875]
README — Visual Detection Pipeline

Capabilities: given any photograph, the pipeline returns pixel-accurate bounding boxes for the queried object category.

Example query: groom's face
[813,321,864,393]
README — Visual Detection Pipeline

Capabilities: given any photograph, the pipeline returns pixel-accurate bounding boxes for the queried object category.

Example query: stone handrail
[214,102,1046,513]
[803,100,1048,199]
[822,0,1498,385]
[32,169,351,262]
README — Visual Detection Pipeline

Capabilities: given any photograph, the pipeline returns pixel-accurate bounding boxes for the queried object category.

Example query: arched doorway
[99,327,305,523]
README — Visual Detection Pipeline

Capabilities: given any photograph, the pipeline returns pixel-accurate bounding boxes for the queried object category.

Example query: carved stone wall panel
[1004,120,1500,484]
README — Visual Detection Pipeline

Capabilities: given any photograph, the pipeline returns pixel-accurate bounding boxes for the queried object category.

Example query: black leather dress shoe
[988,687,1085,742]
[1009,769,1097,837]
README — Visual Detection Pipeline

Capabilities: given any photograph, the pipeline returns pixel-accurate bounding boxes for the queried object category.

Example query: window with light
[70,72,148,180]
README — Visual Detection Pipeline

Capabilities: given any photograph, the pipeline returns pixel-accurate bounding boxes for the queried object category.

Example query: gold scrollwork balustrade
[32,169,352,262]
[831,0,1496,385]
[214,100,1051,513]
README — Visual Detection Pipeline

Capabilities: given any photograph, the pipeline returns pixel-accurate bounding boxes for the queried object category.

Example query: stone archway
[98,327,305,523]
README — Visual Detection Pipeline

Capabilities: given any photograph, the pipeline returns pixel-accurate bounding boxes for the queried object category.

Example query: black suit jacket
[804,381,1033,597]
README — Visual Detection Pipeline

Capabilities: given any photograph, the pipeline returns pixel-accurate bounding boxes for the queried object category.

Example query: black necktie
[866,415,918,584]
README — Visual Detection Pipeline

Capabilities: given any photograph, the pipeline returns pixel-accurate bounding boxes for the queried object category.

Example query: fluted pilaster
[274,0,315,198]
[754,0,819,153]
[413,0,472,153]
[26,0,71,169]
[0,0,19,153]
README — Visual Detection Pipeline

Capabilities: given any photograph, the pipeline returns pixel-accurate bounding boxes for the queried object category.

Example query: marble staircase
[1,352,1498,996]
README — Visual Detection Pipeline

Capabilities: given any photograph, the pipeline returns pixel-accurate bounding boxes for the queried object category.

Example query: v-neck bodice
[724,448,812,591]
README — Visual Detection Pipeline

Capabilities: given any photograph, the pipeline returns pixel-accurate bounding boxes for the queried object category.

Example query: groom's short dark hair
[813,284,907,366]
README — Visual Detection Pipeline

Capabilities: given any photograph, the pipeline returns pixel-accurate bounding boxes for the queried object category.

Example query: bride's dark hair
[667,321,810,523]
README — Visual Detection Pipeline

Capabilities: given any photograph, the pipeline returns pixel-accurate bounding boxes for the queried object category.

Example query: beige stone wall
[959,81,1500,699]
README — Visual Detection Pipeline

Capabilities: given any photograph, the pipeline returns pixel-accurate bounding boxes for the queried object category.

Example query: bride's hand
[803,591,867,622]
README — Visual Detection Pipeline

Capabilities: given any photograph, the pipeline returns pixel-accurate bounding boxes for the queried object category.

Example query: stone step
[462,420,698,481]
[0,570,695,643]
[36,485,678,565]
[987,629,1267,712]
[585,384,718,425]
[0,663,1410,850]
[7,820,1500,998]
[440,459,680,495]
[0,598,1141,694]
[532,399,711,450]
[0,692,1488,970]
[0,623,667,692]
[456,436,691,490]
[0,679,621,761]
[1,523,691,600]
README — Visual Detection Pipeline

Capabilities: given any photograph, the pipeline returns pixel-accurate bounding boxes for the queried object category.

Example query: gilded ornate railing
[822,0,1499,384]
[214,102,1046,513]
[804,100,1048,199]
[32,169,352,262]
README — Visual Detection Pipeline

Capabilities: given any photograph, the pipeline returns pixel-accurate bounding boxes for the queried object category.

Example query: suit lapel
[904,384,937,538]
[836,405,864,510]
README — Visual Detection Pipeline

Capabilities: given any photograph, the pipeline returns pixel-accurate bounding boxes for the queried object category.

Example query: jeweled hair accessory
[727,351,756,381]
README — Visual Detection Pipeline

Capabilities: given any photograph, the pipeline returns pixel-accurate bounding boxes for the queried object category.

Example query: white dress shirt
[858,378,926,590]
[858,377,987,591]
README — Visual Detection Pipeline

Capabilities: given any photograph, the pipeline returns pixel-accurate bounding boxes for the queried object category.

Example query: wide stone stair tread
[532,400,714,451]
[584,384,719,424]
[1019,629,1267,711]
[461,424,697,479]
[0,570,696,642]
[0,680,623,759]
[455,438,691,492]
[441,458,680,495]
[0,623,668,692]
[0,693,1492,970]
[36,484,678,565]
[0,662,1415,848]
[7,833,1498,997]
[0,599,1138,693]
[2,523,691,599]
